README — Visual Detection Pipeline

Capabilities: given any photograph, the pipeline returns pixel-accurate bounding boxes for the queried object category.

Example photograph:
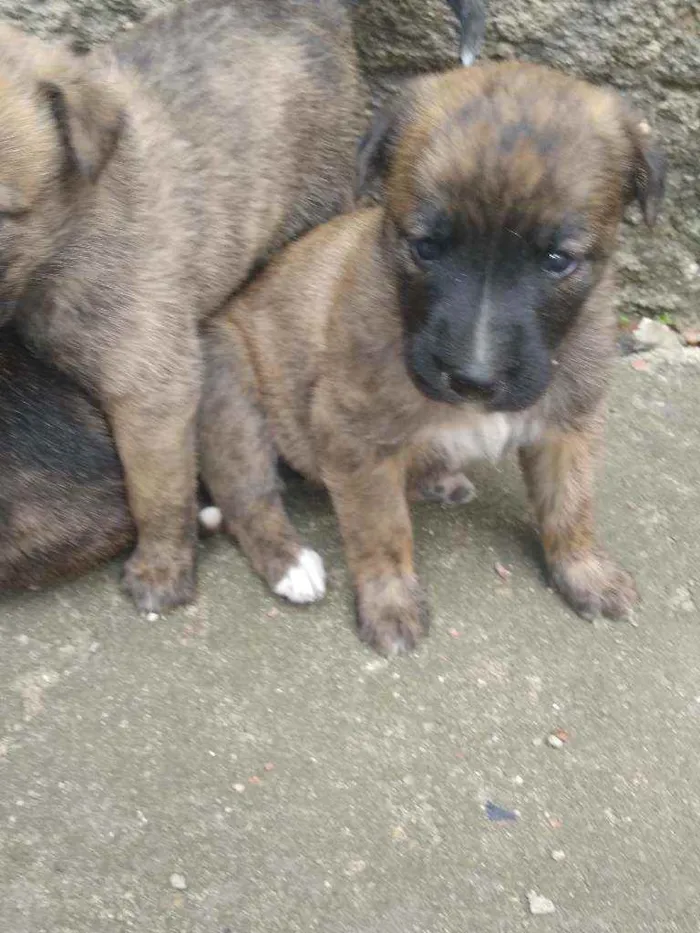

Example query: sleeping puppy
[0,63,665,657]
[197,62,665,653]
[0,328,133,589]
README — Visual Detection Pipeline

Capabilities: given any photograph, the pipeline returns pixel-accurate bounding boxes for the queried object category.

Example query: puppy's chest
[416,413,543,466]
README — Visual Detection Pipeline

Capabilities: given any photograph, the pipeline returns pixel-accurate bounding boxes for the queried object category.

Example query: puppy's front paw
[414,471,477,506]
[550,552,638,621]
[122,547,196,613]
[273,548,326,604]
[356,575,430,656]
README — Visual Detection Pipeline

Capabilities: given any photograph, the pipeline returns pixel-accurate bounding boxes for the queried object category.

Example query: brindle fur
[0,63,664,655]
[0,0,364,612]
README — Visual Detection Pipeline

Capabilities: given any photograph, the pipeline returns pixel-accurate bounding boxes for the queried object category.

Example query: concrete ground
[1,349,699,933]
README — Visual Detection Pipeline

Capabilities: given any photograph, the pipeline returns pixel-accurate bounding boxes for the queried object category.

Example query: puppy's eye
[542,250,578,278]
[410,236,445,262]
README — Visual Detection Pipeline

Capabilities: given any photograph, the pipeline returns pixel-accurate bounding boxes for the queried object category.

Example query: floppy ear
[625,117,666,227]
[446,0,488,66]
[38,57,125,183]
[356,98,404,197]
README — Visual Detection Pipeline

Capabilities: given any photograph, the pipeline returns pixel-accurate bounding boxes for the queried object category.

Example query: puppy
[196,62,664,653]
[0,0,365,613]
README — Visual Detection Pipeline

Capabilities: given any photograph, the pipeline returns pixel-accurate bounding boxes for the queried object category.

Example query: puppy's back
[108,0,365,307]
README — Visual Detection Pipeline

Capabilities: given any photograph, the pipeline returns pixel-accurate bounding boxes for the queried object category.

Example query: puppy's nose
[434,356,497,400]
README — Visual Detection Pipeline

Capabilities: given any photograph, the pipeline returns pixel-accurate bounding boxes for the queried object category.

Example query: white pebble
[169,873,187,891]
[546,734,564,749]
[146,612,159,623]
[527,891,556,915]
[551,849,566,862]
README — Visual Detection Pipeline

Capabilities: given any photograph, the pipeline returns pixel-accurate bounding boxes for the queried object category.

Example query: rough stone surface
[0,0,696,324]
[1,354,700,931]
[632,318,682,351]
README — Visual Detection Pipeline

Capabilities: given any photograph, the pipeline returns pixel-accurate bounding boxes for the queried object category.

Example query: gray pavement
[1,349,699,933]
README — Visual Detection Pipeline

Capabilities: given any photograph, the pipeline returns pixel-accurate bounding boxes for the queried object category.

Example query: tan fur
[0,0,364,610]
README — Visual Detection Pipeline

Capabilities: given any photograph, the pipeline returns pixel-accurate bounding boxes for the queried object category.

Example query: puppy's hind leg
[199,319,325,604]
[407,443,477,506]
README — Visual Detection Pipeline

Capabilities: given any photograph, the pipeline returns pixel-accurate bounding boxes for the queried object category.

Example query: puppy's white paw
[273,548,326,604]
[198,506,223,533]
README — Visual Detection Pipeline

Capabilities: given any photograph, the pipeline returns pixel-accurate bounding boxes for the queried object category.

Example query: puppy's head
[0,26,124,321]
[359,63,665,411]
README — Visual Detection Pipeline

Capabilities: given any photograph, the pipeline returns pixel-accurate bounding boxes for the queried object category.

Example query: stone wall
[3,0,698,323]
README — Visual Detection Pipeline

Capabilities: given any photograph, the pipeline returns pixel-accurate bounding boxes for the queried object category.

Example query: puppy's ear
[446,0,488,66]
[38,57,125,183]
[624,116,666,227]
[356,98,404,197]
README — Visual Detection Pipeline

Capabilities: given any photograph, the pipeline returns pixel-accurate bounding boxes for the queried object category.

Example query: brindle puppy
[197,62,664,652]
[0,0,365,613]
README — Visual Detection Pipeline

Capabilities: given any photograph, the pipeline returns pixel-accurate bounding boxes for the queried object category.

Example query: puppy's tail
[446,0,488,66]
[345,1,488,67]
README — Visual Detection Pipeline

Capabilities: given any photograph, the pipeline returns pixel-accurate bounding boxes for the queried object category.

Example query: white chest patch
[417,413,543,469]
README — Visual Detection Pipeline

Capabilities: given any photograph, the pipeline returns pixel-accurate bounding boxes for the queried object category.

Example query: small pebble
[266,607,280,618]
[546,734,565,749]
[248,775,261,785]
[682,328,700,347]
[169,873,187,891]
[233,783,245,793]
[485,800,518,822]
[448,628,461,638]
[632,317,680,351]
[263,762,275,772]
[527,891,556,915]
[551,849,566,862]
[146,612,159,623]
[494,561,512,581]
